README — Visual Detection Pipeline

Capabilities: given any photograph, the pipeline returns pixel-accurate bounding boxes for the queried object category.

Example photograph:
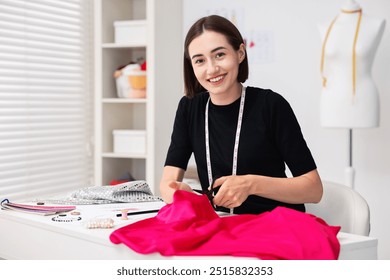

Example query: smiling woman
[188,31,245,105]
[183,15,248,100]
[160,15,323,215]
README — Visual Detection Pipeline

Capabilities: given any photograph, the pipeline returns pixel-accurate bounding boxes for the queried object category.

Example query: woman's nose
[207,61,219,74]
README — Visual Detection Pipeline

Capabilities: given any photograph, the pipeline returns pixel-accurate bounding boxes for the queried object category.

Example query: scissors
[194,177,219,210]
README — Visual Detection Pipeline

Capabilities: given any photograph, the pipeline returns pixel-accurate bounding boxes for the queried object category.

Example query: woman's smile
[208,74,226,84]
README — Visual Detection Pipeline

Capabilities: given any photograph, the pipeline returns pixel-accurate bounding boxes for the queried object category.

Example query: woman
[160,15,322,214]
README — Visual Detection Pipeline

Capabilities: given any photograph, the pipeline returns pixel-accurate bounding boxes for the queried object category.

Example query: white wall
[182,0,390,259]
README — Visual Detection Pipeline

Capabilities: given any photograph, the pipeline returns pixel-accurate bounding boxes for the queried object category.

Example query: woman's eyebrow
[210,46,227,53]
[191,46,227,60]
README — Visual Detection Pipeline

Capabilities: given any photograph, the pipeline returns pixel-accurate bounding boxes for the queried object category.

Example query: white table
[0,202,378,260]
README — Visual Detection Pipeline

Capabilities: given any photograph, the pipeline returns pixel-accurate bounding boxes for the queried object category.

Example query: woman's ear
[238,43,246,63]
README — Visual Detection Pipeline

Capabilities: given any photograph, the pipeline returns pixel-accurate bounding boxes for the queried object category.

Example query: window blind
[0,0,93,200]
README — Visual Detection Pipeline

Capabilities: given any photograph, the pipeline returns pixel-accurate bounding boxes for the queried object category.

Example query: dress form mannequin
[319,0,386,187]
[319,0,386,128]
[341,0,361,12]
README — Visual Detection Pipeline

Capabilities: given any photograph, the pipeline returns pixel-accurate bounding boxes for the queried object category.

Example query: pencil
[116,209,160,217]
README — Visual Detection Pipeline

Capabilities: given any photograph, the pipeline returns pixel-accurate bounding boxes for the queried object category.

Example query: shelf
[102,98,147,104]
[102,152,147,159]
[102,43,146,49]
[95,0,183,192]
[96,0,149,186]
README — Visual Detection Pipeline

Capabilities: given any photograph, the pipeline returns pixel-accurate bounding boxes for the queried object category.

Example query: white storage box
[114,20,146,45]
[113,130,146,155]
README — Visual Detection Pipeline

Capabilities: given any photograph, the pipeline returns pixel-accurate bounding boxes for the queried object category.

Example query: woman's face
[188,30,245,97]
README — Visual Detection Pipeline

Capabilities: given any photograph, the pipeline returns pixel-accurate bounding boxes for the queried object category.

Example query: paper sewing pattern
[39,181,162,205]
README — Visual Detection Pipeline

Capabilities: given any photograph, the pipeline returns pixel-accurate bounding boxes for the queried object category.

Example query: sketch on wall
[183,2,275,65]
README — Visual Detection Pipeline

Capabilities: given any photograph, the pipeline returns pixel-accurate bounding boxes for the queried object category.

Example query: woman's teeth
[209,75,224,82]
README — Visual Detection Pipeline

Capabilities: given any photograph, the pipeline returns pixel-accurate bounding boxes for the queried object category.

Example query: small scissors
[194,177,219,210]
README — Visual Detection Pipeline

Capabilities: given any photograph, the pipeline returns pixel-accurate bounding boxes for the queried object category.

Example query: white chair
[305,181,370,236]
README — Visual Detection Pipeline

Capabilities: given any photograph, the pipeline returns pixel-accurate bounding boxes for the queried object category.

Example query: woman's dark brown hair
[183,15,249,98]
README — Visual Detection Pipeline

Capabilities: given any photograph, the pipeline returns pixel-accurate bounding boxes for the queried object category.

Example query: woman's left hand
[212,175,252,209]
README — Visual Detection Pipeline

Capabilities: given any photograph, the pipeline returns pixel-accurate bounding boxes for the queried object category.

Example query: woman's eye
[215,52,225,59]
[194,58,204,64]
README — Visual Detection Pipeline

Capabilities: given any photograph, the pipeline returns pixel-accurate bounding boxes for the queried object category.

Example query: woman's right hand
[160,181,193,204]
[160,166,192,204]
[168,181,193,193]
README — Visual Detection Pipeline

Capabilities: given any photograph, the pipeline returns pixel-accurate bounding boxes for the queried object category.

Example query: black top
[165,86,317,214]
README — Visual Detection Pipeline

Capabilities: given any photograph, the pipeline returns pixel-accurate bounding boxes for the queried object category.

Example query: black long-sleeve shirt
[165,86,317,214]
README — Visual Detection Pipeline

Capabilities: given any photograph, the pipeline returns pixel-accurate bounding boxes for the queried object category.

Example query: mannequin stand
[345,129,355,188]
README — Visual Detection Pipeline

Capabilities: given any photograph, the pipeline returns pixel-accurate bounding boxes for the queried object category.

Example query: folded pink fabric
[110,190,341,259]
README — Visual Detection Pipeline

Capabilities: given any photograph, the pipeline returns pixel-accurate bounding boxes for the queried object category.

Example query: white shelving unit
[94,0,183,194]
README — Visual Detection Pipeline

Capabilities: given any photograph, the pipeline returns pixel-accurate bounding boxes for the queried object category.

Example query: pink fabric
[110,190,341,259]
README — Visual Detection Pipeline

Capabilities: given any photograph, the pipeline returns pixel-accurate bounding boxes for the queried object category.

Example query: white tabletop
[0,202,378,260]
